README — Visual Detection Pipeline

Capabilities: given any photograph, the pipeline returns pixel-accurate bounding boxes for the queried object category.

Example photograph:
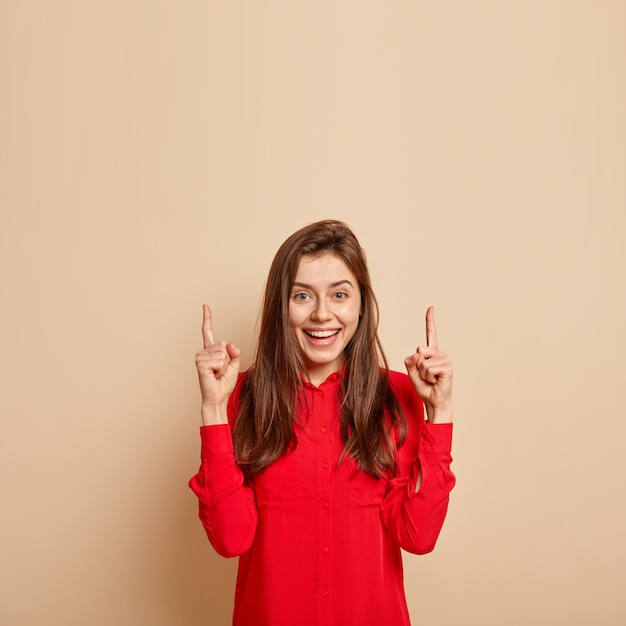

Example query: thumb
[404,354,417,370]
[226,343,241,372]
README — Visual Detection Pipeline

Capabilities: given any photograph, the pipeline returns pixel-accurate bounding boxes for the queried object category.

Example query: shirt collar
[300,364,346,389]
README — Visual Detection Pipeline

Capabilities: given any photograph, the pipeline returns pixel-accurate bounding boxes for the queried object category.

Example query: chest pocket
[252,448,302,511]
[349,461,388,508]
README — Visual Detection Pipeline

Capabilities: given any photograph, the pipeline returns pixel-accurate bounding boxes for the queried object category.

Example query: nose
[311,298,332,322]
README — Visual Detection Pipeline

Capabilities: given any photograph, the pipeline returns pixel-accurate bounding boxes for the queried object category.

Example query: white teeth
[306,329,339,338]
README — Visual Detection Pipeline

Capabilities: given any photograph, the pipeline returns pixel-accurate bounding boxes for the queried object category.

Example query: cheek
[287,311,297,329]
[344,307,361,339]
[288,304,304,328]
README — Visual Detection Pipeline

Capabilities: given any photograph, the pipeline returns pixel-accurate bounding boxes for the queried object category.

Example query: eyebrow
[292,280,355,289]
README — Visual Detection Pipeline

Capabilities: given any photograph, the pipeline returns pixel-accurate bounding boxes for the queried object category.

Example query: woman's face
[288,253,362,386]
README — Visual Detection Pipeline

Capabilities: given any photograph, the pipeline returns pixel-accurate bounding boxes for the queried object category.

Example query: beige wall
[1,1,625,624]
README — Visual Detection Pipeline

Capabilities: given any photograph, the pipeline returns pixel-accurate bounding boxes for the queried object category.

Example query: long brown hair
[233,220,406,478]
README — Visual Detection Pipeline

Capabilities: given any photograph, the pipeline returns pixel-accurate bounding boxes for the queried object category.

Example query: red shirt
[189,370,455,626]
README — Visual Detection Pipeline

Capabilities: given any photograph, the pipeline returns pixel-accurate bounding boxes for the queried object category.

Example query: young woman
[189,220,455,626]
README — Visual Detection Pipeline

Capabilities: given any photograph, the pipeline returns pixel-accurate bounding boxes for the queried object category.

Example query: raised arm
[380,308,456,553]
[190,305,258,557]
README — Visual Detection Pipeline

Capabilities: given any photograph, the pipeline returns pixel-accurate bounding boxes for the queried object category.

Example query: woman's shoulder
[226,371,251,424]
[386,369,424,422]
[231,370,250,398]
[387,369,413,392]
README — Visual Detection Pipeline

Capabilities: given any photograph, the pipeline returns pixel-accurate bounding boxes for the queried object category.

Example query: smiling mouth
[304,329,340,339]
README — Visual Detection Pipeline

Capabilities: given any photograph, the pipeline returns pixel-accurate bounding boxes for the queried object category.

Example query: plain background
[1,1,625,625]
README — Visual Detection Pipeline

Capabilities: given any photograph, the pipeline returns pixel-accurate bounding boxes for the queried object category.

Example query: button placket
[317,387,332,621]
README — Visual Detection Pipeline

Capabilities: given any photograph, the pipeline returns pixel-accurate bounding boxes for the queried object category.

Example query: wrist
[200,402,229,426]
[424,403,454,424]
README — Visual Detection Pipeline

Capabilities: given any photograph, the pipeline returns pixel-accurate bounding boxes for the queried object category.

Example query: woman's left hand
[404,306,454,423]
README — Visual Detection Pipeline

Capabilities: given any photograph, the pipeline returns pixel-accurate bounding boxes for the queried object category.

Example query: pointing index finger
[426,306,438,348]
[202,304,215,348]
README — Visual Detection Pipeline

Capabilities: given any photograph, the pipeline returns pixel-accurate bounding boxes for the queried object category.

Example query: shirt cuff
[199,424,235,458]
[418,422,453,454]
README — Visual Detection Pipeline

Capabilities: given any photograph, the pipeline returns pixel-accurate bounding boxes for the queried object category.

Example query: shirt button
[320,426,327,433]
[322,589,329,598]
[322,546,329,554]
[322,463,329,469]
[322,502,330,510]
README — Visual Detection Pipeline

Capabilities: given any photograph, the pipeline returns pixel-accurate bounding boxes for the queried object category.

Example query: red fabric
[189,370,455,626]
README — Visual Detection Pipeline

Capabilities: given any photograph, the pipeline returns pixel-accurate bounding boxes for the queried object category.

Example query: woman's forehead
[294,253,357,282]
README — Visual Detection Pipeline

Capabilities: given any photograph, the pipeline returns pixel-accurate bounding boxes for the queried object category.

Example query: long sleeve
[380,371,456,554]
[381,421,455,554]
[188,424,258,557]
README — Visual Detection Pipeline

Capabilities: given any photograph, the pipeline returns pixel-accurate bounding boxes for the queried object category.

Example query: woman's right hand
[195,304,241,425]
